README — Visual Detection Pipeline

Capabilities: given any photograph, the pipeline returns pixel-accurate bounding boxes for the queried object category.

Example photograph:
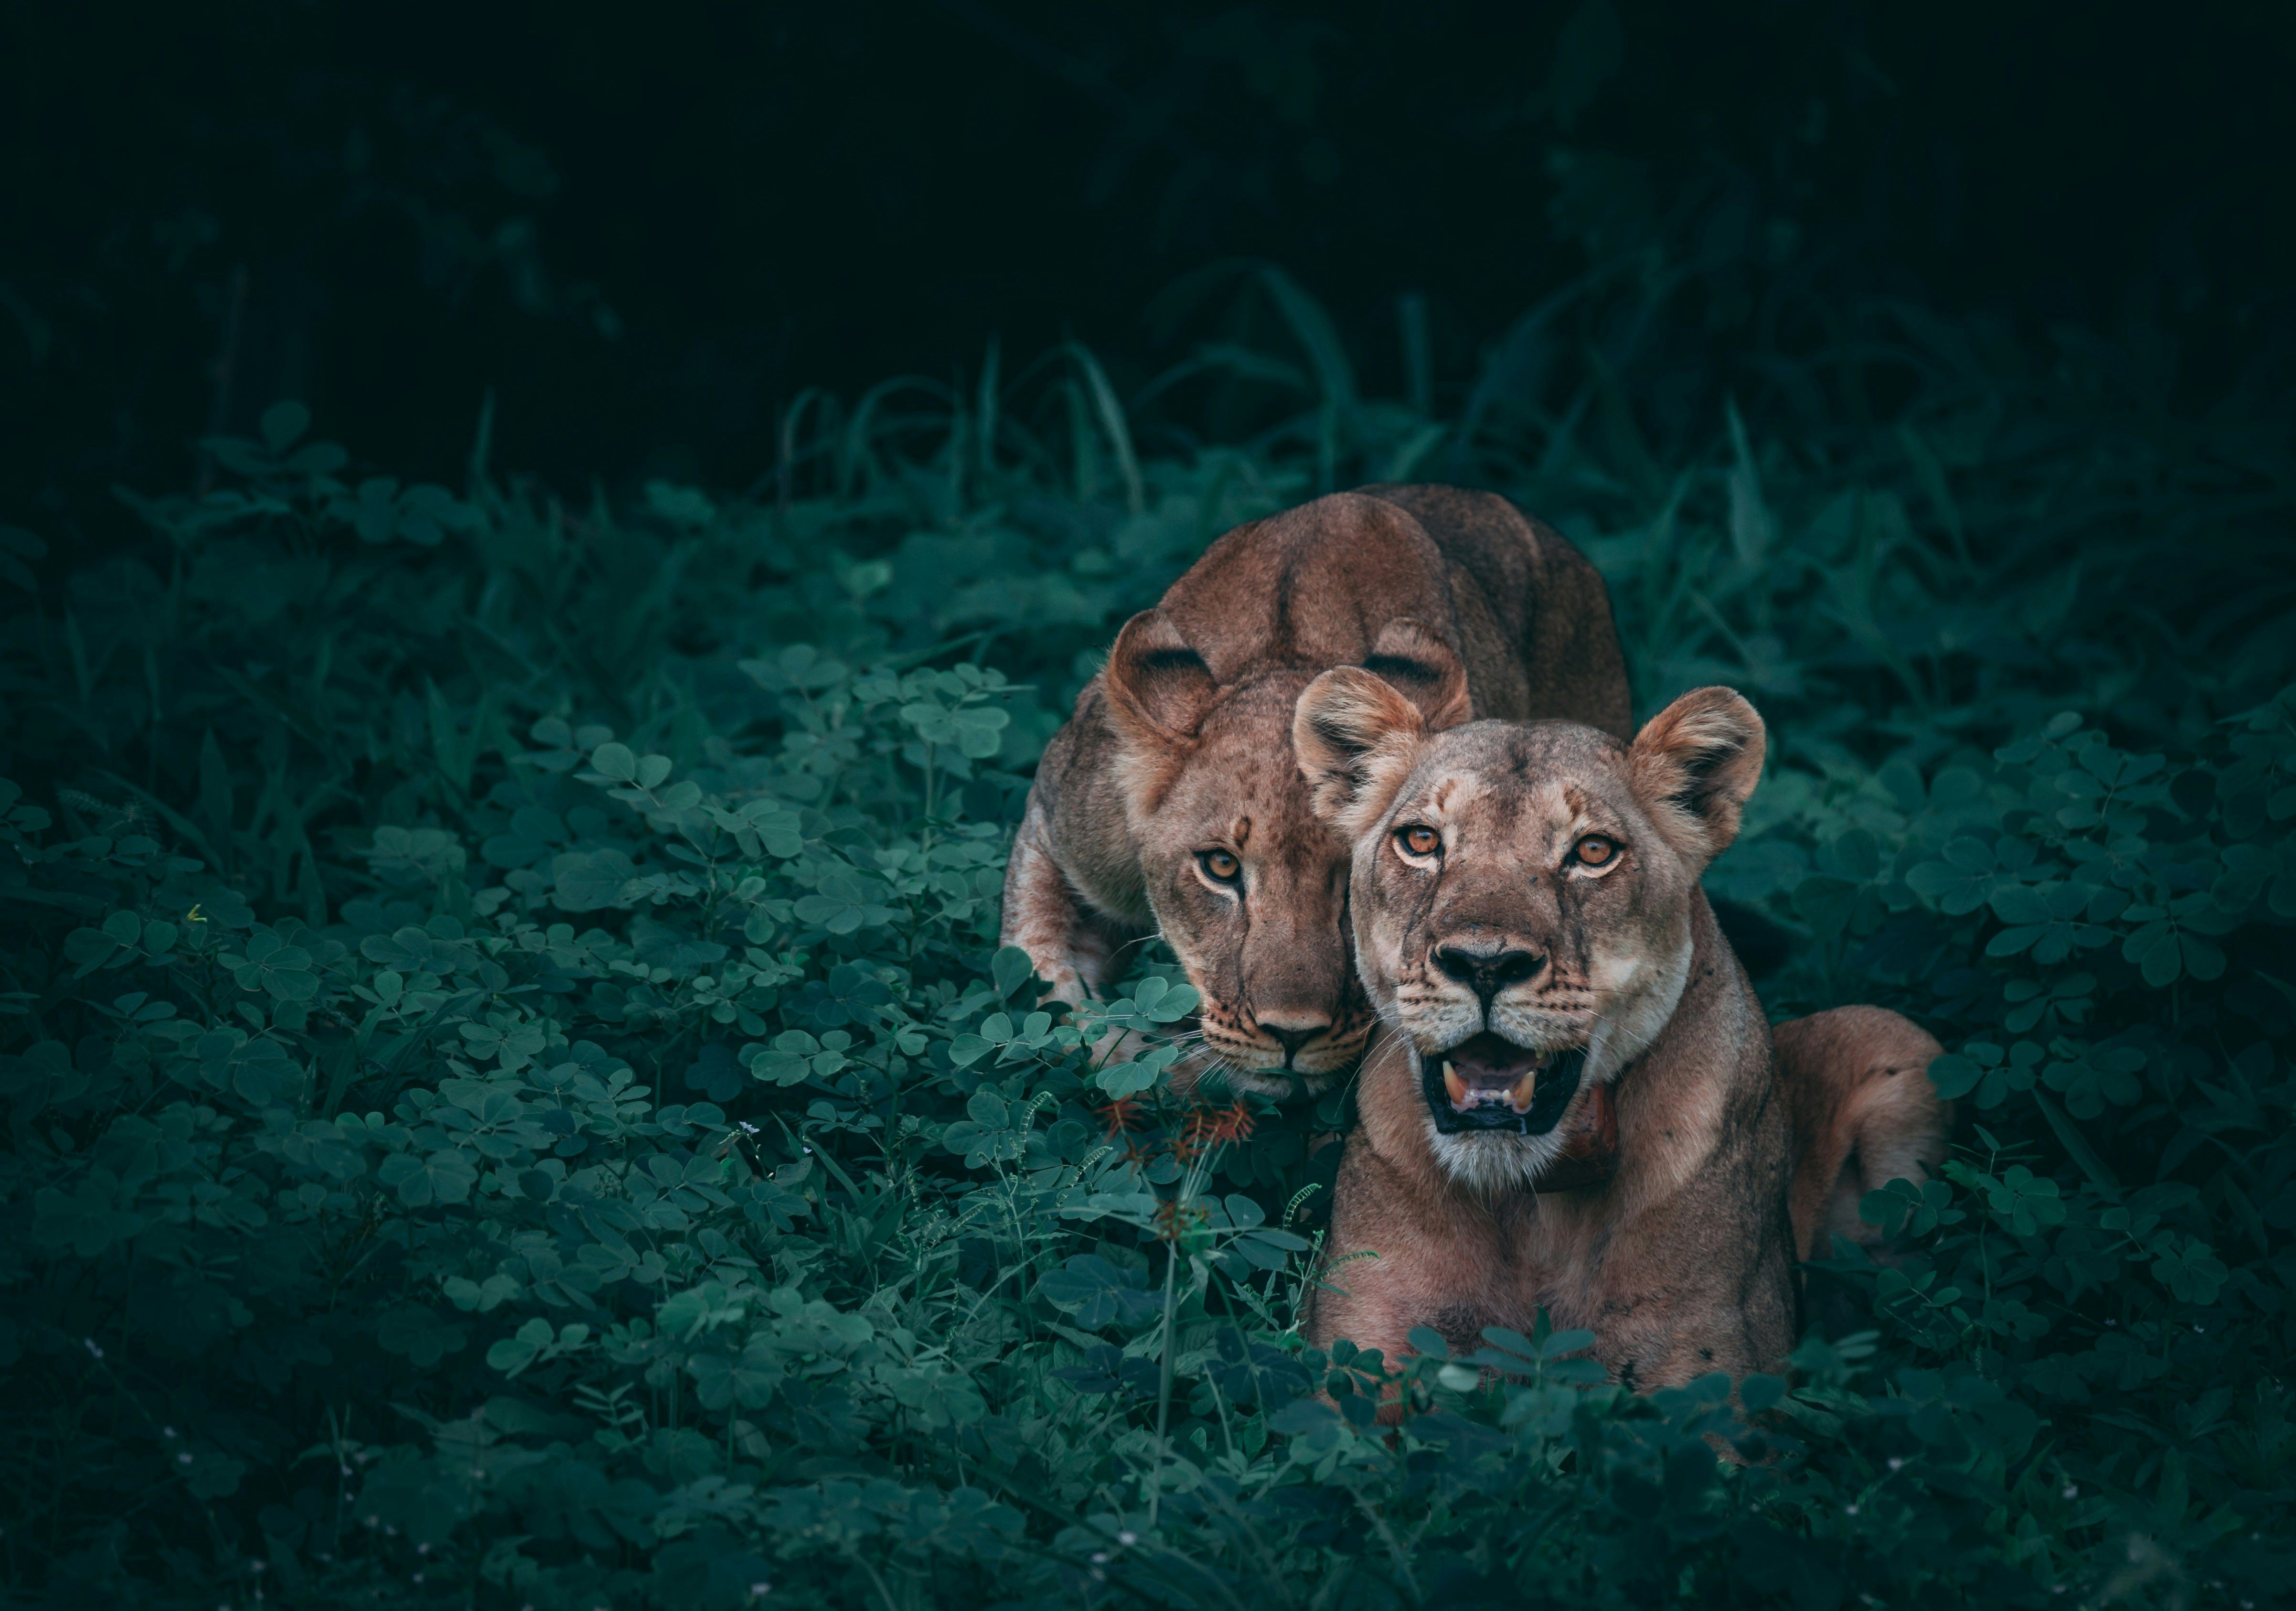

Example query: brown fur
[1000,484,1631,1095]
[1293,680,1950,1396]
[1774,1006,1952,1261]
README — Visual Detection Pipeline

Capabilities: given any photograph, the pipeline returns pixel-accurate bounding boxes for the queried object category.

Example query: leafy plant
[1,259,2291,1609]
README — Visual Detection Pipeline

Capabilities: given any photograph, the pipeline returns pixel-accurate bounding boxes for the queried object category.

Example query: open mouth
[1420,1031,1587,1136]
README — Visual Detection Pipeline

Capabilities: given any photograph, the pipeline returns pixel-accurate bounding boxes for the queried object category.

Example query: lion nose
[1433,945,1544,1009]
[1258,1016,1332,1066]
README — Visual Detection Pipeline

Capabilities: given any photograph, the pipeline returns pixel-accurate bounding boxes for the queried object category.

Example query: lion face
[1294,673,1765,1190]
[1127,674,1369,1093]
[1099,610,1474,1097]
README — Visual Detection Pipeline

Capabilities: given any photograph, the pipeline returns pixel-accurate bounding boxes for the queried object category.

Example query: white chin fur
[1426,1124,1573,1193]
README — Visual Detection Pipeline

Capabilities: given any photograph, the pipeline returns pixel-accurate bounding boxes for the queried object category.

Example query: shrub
[1,299,2291,1608]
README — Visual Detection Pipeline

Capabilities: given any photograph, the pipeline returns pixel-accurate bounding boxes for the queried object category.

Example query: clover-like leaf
[1038,1253,1159,1330]
[991,945,1037,1001]
[365,826,468,887]
[222,927,318,1002]
[259,399,310,451]
[378,1148,478,1208]
[792,871,891,935]
[1927,1041,2042,1108]
[2149,1235,2228,1305]
[1981,1164,2066,1236]
[2042,1044,2146,1119]
[552,848,638,913]
[688,1340,782,1410]
[1097,1041,1178,1097]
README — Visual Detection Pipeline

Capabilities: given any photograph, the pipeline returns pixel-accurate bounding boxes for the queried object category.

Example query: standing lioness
[1001,485,1632,1095]
[1293,673,1949,1389]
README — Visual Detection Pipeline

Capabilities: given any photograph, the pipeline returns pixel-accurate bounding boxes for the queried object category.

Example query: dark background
[5,0,2291,545]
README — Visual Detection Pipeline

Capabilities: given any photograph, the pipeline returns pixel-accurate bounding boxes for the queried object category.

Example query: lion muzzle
[1422,1032,1586,1136]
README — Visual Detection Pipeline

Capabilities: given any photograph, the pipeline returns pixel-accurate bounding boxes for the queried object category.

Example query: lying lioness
[1000,485,1632,1095]
[1292,671,1949,1390]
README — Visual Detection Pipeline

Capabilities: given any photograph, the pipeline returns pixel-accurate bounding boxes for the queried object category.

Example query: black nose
[1433,945,1545,1008]
[1260,1020,1329,1065]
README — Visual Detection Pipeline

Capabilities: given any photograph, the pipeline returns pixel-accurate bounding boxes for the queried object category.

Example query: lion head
[1098,608,1474,1096]
[1293,671,1765,1189]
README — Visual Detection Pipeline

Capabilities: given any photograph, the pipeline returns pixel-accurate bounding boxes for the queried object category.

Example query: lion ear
[1627,687,1766,866]
[1293,667,1428,840]
[1102,609,1217,752]
[1362,618,1472,731]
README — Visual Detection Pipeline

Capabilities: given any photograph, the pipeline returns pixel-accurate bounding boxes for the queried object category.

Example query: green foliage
[2,280,2293,1611]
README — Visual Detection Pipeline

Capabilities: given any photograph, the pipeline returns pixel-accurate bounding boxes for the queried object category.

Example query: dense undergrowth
[3,266,2294,1609]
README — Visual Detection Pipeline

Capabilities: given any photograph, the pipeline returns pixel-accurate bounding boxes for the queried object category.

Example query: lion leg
[1773,1006,1953,1263]
[1305,1248,1433,1428]
[998,796,1138,1005]
[1306,1147,1509,1424]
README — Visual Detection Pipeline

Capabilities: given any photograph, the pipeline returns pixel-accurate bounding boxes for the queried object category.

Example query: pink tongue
[1439,1033,1552,1114]
[1447,1032,1542,1085]
[1453,1072,1522,1096]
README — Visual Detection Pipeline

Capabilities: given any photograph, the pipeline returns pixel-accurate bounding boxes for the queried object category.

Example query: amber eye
[1573,834,1618,868]
[1199,849,1242,884]
[1396,825,1441,858]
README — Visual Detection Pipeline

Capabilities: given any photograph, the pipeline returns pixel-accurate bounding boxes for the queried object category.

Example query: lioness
[1000,485,1632,1096]
[1292,671,1949,1391]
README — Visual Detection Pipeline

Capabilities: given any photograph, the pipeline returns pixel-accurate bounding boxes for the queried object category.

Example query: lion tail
[1772,1006,1954,1264]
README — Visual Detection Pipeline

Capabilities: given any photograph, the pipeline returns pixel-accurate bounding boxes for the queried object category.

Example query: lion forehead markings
[1403,763,1496,831]
[1519,778,1579,842]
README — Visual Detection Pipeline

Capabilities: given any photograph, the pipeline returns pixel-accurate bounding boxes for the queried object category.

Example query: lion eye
[1572,834,1618,868]
[1199,849,1242,884]
[1396,825,1441,858]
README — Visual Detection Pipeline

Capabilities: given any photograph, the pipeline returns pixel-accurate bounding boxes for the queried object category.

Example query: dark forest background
[5,6,2296,1608]
[6,0,2294,544]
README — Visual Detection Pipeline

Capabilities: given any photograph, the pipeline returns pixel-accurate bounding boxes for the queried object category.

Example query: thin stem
[1149,1235,1181,1529]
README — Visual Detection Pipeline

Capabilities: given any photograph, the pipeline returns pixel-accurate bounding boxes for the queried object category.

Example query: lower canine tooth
[1507,1071,1537,1113]
[1442,1060,1467,1106]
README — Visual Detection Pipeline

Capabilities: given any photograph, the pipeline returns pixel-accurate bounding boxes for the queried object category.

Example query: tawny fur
[1773,1006,1952,1262]
[1000,484,1631,1096]
[1294,686,1951,1398]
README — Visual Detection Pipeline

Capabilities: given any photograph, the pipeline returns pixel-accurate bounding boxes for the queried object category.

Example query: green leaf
[688,1341,782,1410]
[1098,1042,1178,1097]
[589,742,638,782]
[32,1176,145,1257]
[259,399,310,451]
[378,1149,478,1208]
[1038,1254,1158,1330]
[2150,1236,2227,1305]
[1982,1165,2066,1236]
[991,945,1036,1000]
[182,1451,248,1500]
[552,848,637,912]
[2124,921,2184,987]
[486,1318,555,1375]
[951,705,1010,759]
[658,1281,748,1339]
